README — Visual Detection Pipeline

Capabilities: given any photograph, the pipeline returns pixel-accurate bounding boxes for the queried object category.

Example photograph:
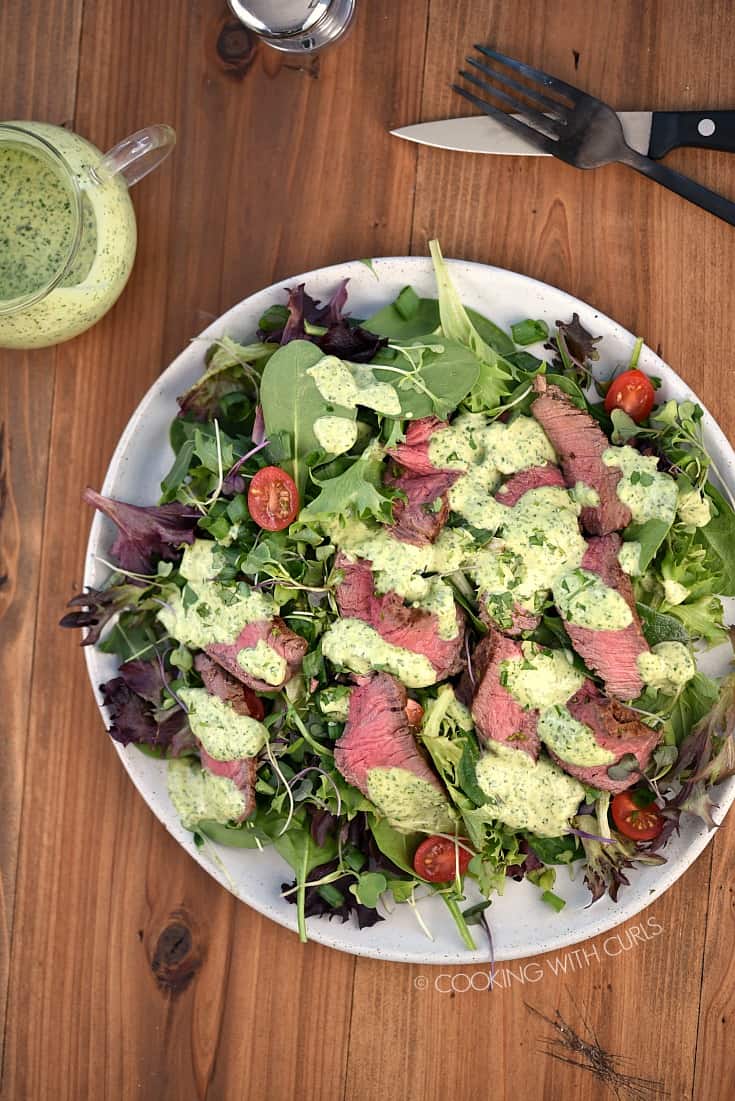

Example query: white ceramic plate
[84,256,735,964]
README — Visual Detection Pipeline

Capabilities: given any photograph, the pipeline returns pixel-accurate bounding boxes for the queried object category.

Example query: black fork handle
[624,148,735,226]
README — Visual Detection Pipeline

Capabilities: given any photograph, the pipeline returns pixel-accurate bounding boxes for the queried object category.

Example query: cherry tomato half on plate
[413,836,473,883]
[247,466,300,531]
[604,369,656,423]
[611,791,664,841]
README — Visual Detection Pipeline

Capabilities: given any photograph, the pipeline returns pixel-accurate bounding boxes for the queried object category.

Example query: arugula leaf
[298,445,395,525]
[260,340,355,495]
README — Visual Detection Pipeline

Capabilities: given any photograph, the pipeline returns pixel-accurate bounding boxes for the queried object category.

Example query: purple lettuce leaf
[100,658,189,749]
[59,582,146,645]
[84,487,200,574]
[259,279,386,364]
[318,321,387,363]
[573,813,665,903]
[505,839,544,881]
[281,857,384,929]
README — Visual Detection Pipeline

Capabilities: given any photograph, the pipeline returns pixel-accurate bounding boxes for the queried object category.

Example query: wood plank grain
[692,822,735,1101]
[0,0,84,1078]
[345,861,712,1101]
[1,2,427,1098]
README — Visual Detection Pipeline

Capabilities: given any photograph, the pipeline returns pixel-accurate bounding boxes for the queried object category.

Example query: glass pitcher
[0,121,175,349]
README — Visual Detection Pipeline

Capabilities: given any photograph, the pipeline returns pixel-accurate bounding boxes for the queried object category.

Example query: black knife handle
[625,149,735,226]
[648,110,735,159]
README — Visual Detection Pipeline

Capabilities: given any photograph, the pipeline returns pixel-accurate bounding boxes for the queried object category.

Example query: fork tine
[451,85,558,156]
[459,70,563,139]
[474,43,585,102]
[466,54,569,120]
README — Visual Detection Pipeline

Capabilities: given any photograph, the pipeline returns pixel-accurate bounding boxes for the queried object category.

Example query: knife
[392,111,735,159]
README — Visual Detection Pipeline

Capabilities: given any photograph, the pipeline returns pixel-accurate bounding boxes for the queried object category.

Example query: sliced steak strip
[198,750,257,820]
[336,554,466,680]
[562,535,649,701]
[470,630,540,759]
[386,416,449,474]
[385,467,459,545]
[548,682,660,793]
[495,463,566,507]
[531,377,630,535]
[334,673,444,796]
[206,618,307,692]
[193,653,265,718]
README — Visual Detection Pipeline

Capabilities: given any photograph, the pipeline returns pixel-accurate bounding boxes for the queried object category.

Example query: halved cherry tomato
[405,699,424,730]
[611,791,664,841]
[248,466,300,531]
[604,369,655,423]
[413,835,473,883]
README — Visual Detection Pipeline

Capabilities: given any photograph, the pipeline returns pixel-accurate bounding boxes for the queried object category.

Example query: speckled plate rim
[83,256,735,965]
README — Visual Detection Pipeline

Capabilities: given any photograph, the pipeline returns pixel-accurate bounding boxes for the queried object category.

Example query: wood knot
[150,910,204,996]
[216,19,257,74]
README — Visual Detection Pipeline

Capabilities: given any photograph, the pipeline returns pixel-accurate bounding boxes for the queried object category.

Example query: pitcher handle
[90,124,176,187]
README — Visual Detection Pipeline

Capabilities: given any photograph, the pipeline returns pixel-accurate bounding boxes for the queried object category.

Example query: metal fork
[455,44,735,226]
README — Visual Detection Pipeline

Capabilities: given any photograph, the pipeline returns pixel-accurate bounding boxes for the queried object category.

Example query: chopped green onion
[541,890,566,913]
[512,319,549,346]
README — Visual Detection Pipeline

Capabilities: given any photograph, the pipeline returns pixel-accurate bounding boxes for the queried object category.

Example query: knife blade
[391,111,735,160]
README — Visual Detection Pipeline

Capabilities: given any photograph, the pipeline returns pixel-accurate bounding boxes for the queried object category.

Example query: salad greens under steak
[63,243,735,950]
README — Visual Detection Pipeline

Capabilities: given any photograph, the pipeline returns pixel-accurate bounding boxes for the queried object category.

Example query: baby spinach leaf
[160,438,195,503]
[260,340,355,495]
[365,283,515,356]
[544,372,588,410]
[371,338,479,419]
[364,294,440,339]
[273,816,338,874]
[369,816,418,876]
[523,833,582,865]
[624,518,671,572]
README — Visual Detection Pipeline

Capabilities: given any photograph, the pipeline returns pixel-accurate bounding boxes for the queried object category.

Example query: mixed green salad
[63,242,735,950]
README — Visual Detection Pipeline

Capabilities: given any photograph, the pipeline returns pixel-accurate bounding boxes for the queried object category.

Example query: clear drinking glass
[228,0,355,52]
[0,121,175,349]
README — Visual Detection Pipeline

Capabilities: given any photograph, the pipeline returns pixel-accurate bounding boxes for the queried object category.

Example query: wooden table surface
[2,2,735,1098]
